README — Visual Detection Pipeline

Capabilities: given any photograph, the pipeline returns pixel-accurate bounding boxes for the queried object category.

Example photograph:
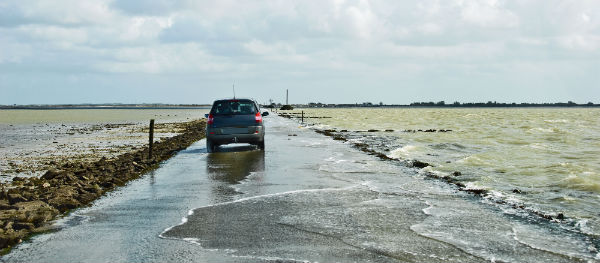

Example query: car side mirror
[262,112,269,117]
[204,114,209,118]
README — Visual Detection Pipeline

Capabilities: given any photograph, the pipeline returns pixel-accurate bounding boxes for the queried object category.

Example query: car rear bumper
[206,126,264,145]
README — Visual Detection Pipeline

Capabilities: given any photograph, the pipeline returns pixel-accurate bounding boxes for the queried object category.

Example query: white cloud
[458,0,519,28]
[18,25,88,44]
[557,34,600,51]
[243,39,309,63]
[95,43,228,74]
[1,0,114,26]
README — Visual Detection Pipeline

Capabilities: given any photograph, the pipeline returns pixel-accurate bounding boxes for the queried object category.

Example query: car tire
[257,141,265,151]
[207,139,217,153]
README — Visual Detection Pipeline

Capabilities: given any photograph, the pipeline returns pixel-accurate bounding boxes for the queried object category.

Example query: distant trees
[408,101,597,107]
[256,101,599,109]
[280,104,294,110]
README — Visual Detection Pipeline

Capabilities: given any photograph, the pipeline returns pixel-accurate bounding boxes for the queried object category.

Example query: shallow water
[0,108,208,125]
[2,113,599,262]
[294,107,600,239]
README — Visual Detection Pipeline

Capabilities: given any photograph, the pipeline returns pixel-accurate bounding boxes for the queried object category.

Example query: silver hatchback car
[205,99,269,152]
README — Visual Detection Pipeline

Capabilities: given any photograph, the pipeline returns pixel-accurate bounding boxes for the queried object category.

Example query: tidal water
[1,109,598,262]
[296,107,600,246]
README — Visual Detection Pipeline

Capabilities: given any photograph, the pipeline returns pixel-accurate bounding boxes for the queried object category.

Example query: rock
[47,197,80,213]
[41,168,62,180]
[0,230,26,248]
[42,182,51,188]
[76,192,99,204]
[8,194,27,204]
[411,160,431,169]
[12,177,26,182]
[54,186,78,198]
[84,184,103,195]
[512,189,522,194]
[12,222,34,231]
[58,172,78,182]
[465,188,487,196]
[0,200,12,210]
[101,181,115,189]
[452,171,462,177]
[13,201,59,225]
[556,213,564,220]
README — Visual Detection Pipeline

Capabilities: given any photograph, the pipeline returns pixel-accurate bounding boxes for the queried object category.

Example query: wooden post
[301,111,304,123]
[148,119,154,160]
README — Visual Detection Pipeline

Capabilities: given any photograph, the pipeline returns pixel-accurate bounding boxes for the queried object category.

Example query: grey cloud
[1,0,599,104]
[0,3,67,27]
[110,0,183,15]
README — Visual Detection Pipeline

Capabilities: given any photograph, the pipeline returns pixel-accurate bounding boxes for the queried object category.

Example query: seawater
[0,108,209,148]
[0,108,209,124]
[296,107,600,237]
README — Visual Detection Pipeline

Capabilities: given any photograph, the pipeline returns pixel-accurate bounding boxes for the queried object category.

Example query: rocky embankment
[0,119,206,251]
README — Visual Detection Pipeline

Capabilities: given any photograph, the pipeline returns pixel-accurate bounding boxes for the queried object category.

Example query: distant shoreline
[1,102,599,110]
[271,103,600,109]
[0,104,211,110]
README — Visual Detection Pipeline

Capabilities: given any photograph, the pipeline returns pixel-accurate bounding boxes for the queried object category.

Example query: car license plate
[221,128,249,134]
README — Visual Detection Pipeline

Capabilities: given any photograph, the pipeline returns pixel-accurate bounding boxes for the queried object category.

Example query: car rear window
[211,100,257,115]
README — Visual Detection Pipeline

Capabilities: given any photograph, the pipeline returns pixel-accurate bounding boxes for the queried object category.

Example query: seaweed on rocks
[0,119,207,252]
[410,160,431,168]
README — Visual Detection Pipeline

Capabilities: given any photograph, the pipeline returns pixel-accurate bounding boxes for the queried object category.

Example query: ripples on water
[297,108,600,237]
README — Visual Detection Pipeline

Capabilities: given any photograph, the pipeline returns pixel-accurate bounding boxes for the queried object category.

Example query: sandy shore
[0,119,206,251]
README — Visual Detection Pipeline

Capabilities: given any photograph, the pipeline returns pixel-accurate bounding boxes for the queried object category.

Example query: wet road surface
[1,116,594,262]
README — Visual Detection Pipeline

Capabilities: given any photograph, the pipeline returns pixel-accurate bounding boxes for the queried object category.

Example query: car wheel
[257,141,265,151]
[207,139,217,153]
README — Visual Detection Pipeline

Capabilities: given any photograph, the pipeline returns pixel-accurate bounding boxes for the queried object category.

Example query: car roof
[213,98,256,103]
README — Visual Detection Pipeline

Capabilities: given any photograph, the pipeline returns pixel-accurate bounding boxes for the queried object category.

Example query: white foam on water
[422,201,434,215]
[159,209,195,239]
[230,253,313,263]
[512,224,596,260]
[575,219,596,236]
[463,181,486,192]
[160,186,361,239]
[420,166,449,177]
[304,141,323,147]
[308,123,332,130]
[529,127,556,133]
[456,155,490,166]
[387,145,420,159]
[409,197,600,262]
[544,119,570,123]
[528,142,549,150]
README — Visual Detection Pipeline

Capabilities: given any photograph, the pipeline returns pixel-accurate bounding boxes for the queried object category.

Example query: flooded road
[2,116,596,262]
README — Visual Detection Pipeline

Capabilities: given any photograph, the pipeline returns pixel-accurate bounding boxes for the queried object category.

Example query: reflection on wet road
[207,146,264,184]
[207,146,265,203]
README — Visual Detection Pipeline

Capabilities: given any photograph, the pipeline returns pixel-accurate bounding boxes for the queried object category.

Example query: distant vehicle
[205,99,269,152]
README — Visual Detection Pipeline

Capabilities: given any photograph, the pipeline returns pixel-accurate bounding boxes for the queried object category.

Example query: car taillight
[207,114,214,125]
[255,112,262,123]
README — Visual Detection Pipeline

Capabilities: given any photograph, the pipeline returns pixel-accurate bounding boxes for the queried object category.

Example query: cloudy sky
[1,0,599,105]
